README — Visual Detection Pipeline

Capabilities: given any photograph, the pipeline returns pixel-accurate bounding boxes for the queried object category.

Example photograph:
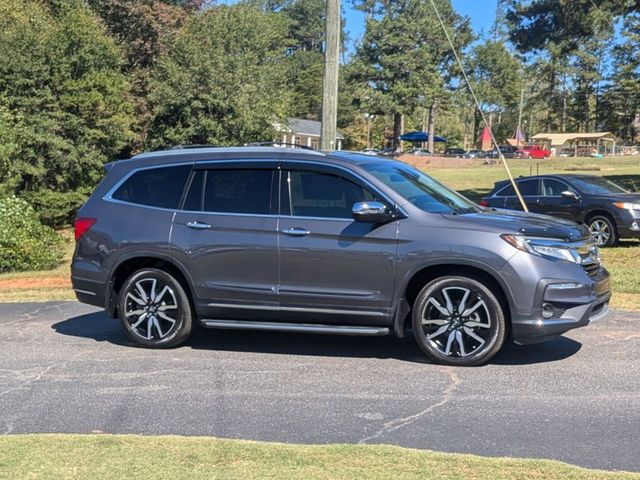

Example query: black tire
[118,268,193,348]
[588,215,618,247]
[412,276,506,366]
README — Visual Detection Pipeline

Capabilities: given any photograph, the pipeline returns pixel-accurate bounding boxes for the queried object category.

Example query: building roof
[280,118,344,140]
[531,132,617,147]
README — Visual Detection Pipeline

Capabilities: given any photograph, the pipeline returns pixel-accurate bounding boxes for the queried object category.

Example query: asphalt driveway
[0,302,639,471]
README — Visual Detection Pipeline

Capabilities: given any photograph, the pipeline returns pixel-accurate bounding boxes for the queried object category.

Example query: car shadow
[52,312,582,366]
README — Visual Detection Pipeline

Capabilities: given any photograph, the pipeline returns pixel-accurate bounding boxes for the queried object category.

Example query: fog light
[542,303,555,319]
[631,221,640,231]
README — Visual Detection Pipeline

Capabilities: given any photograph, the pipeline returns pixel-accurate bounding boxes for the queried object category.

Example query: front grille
[583,261,601,277]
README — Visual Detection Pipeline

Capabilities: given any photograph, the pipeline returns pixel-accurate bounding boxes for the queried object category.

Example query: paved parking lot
[0,302,639,471]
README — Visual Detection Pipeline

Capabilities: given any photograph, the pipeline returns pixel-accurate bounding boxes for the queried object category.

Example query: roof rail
[244,142,316,151]
[170,144,218,150]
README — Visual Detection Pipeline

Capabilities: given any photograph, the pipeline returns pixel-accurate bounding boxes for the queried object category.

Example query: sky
[343,0,498,46]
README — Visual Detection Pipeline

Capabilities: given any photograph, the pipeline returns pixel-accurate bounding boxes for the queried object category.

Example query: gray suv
[72,147,611,366]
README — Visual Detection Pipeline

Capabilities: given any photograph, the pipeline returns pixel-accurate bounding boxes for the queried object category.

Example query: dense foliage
[0,0,639,221]
[0,197,64,273]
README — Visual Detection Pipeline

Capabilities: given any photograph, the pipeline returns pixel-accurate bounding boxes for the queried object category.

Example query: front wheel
[118,268,193,348]
[588,215,618,247]
[412,276,506,366]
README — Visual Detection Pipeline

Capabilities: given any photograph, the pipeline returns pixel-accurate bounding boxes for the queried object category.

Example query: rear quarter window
[111,164,192,209]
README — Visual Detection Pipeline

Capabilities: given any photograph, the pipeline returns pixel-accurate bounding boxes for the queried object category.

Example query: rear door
[171,161,280,319]
[504,178,541,211]
[277,162,398,325]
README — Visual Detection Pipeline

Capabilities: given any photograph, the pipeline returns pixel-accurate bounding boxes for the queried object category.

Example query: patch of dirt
[0,276,71,290]
[398,155,476,169]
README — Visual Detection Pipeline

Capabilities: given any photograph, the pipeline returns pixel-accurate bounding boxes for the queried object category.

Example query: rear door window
[111,165,192,209]
[517,179,540,196]
[183,169,274,215]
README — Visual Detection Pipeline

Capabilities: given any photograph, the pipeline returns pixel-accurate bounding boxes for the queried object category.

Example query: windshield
[570,177,628,195]
[363,162,479,214]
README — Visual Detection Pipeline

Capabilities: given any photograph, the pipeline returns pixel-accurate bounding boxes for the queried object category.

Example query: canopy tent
[478,126,492,151]
[400,131,447,143]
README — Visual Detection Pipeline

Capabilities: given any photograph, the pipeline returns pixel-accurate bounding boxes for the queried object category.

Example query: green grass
[0,435,638,480]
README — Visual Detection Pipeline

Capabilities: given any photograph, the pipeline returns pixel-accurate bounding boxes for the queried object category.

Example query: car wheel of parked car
[588,215,618,247]
[412,276,506,366]
[118,268,193,348]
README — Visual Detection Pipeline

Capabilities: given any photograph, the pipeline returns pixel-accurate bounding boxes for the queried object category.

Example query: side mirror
[561,190,579,200]
[352,201,392,223]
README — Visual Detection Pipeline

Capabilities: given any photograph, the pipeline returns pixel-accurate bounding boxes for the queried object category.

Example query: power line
[428,0,528,212]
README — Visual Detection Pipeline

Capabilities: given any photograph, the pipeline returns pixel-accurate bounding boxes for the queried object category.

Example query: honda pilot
[71,147,611,366]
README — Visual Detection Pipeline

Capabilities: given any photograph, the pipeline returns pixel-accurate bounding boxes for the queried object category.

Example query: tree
[147,4,291,148]
[0,0,133,193]
[601,13,640,142]
[350,0,472,151]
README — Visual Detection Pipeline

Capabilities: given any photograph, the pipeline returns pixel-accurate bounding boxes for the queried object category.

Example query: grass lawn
[1,434,638,480]
[0,156,637,309]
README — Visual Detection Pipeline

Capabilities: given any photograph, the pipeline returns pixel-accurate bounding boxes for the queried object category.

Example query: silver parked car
[72,147,610,366]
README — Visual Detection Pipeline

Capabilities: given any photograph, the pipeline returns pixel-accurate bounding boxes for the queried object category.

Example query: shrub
[0,196,64,273]
[22,189,90,228]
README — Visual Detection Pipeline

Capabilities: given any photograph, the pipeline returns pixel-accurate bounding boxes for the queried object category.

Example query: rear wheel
[588,215,618,247]
[412,276,506,366]
[118,268,193,348]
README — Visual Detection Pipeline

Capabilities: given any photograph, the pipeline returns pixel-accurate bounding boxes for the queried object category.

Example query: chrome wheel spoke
[135,283,149,303]
[426,298,449,317]
[125,309,145,317]
[442,289,454,314]
[152,316,165,338]
[464,320,490,329]
[458,289,470,313]
[130,312,148,329]
[427,324,449,340]
[463,326,486,345]
[146,315,154,339]
[461,299,485,318]
[149,279,158,302]
[444,331,456,355]
[157,311,176,326]
[126,293,145,307]
[455,330,466,356]
[422,318,448,326]
[158,304,177,312]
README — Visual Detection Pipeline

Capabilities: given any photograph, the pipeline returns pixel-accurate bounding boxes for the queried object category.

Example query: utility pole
[320,0,340,152]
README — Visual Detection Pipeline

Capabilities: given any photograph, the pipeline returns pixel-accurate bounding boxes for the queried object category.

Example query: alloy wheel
[124,277,179,340]
[589,219,611,247]
[420,286,492,357]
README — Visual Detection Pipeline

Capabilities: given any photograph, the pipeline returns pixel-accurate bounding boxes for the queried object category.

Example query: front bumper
[511,272,611,345]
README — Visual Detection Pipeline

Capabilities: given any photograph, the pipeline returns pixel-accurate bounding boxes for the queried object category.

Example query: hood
[440,208,590,242]
[585,192,640,203]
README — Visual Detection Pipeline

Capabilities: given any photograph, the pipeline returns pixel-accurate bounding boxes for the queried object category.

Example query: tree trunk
[392,112,402,151]
[427,101,436,153]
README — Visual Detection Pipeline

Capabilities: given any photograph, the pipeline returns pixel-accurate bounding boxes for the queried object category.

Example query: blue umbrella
[399,131,447,143]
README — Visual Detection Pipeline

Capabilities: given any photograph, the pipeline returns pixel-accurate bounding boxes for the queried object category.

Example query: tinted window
[363,163,477,214]
[542,178,570,196]
[570,177,628,195]
[112,165,191,209]
[496,184,514,196]
[517,179,540,196]
[286,171,379,218]
[202,169,273,214]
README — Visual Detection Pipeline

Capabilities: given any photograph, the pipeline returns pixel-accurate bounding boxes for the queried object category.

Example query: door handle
[186,221,211,230]
[282,227,310,236]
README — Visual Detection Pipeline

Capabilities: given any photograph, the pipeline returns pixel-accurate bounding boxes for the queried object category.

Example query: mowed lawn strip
[0,156,638,309]
[1,435,639,480]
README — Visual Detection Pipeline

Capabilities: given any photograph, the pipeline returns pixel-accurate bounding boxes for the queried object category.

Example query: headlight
[613,202,640,211]
[501,234,581,264]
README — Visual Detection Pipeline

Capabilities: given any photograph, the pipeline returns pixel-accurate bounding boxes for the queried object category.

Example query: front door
[171,162,280,319]
[277,163,398,325]
[537,178,582,220]
[505,178,541,212]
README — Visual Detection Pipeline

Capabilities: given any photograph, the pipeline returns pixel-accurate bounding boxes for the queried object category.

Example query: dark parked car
[72,147,610,366]
[444,147,466,157]
[406,147,432,156]
[464,149,484,159]
[480,174,640,247]
[485,145,519,158]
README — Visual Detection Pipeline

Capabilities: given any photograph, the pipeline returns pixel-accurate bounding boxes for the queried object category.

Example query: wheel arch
[106,253,196,318]
[396,261,514,337]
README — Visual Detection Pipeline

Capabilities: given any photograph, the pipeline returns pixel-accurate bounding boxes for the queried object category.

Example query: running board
[200,319,389,336]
